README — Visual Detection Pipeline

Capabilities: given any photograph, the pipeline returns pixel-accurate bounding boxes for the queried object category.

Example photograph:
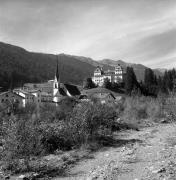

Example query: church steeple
[55,58,59,82]
[53,55,60,99]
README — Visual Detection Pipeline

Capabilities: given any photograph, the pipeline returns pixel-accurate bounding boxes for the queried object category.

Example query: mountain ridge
[0,41,164,90]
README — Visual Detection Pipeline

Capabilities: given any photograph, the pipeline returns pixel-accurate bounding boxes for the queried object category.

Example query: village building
[82,87,122,105]
[92,64,124,86]
[14,59,81,105]
[13,89,42,107]
[0,91,25,108]
[93,92,116,104]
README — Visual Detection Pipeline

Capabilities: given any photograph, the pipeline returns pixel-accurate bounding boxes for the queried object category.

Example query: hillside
[0,42,95,90]
[0,42,164,90]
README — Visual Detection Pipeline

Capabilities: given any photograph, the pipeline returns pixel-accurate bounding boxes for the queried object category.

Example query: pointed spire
[56,55,59,81]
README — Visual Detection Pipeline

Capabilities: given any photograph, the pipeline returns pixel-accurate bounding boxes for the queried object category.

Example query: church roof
[64,84,81,96]
[54,87,67,97]
[54,84,80,97]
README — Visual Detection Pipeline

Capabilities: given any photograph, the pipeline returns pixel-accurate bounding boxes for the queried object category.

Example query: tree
[83,78,96,89]
[144,68,155,87]
[103,78,112,89]
[144,68,158,96]
[125,67,138,95]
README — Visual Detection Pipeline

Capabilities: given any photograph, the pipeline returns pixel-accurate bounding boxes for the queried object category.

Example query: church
[52,60,80,102]
[92,64,124,86]
[13,59,81,105]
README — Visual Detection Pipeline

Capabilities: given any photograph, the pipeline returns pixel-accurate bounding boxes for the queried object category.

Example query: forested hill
[0,42,164,90]
[0,42,95,90]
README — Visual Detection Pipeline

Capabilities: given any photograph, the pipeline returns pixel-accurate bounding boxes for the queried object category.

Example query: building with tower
[92,64,124,86]
[18,57,81,104]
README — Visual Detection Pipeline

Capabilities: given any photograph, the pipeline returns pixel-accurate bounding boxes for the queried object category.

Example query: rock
[18,175,29,180]
[4,176,10,179]
[160,119,168,123]
[152,167,166,174]
[157,167,166,173]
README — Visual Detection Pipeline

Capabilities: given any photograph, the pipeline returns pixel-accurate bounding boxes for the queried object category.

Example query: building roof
[64,84,81,96]
[55,87,67,97]
[0,91,25,99]
[13,89,35,97]
[41,92,52,96]
[93,73,123,78]
[82,87,124,97]
[94,92,116,100]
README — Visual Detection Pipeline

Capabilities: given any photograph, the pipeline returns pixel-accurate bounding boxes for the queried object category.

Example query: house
[81,87,125,104]
[79,94,90,102]
[82,87,118,104]
[92,64,125,86]
[94,92,116,104]
[0,91,24,107]
[13,89,37,107]
[23,81,53,94]
[40,92,53,102]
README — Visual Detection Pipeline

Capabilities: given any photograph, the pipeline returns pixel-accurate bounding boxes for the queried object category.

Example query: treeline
[125,67,176,96]
[85,66,176,96]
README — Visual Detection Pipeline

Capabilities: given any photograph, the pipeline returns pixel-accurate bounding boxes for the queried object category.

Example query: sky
[0,0,176,69]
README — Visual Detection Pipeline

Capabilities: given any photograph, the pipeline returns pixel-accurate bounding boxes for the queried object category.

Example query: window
[6,94,8,97]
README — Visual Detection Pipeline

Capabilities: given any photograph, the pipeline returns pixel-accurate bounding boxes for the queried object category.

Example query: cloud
[127,28,176,59]
[0,0,176,68]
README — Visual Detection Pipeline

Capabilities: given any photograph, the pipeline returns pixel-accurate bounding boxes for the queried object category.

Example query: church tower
[53,57,60,102]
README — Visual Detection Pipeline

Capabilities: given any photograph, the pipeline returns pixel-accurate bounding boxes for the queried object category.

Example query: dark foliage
[0,42,94,90]
[125,67,139,95]
[83,77,96,89]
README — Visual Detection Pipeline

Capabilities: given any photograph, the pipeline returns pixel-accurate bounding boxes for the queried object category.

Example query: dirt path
[54,123,176,180]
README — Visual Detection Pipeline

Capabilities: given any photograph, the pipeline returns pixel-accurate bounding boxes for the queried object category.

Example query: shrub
[67,102,117,145]
[1,114,43,172]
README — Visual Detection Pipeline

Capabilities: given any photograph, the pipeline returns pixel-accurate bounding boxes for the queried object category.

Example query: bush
[68,102,117,145]
[1,114,43,172]
[40,102,117,152]
[1,100,117,173]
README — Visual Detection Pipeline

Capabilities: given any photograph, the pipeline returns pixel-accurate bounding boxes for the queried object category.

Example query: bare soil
[54,123,176,180]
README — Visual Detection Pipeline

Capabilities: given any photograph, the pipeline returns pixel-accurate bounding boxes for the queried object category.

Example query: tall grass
[120,96,165,127]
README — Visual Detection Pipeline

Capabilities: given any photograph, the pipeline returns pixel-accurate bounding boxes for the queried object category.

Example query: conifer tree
[83,78,96,89]
[103,78,112,89]
[125,67,138,95]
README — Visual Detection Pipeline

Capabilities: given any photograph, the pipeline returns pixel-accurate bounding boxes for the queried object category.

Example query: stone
[18,175,29,180]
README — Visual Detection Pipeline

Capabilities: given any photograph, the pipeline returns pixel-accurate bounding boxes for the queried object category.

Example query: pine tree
[144,68,155,87]
[103,78,112,89]
[125,67,138,95]
[83,78,96,89]
[144,68,158,96]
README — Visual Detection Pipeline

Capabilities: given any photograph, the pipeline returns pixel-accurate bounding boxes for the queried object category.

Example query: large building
[92,64,124,86]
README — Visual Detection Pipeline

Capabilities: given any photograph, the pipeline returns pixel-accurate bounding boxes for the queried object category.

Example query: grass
[118,96,165,128]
